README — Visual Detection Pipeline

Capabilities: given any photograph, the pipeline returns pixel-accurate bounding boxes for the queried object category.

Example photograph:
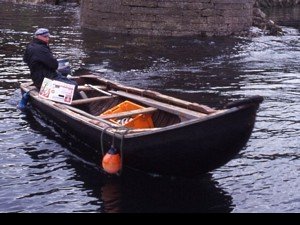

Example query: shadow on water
[19,107,98,162]
[67,160,234,213]
[79,169,234,213]
[20,108,233,213]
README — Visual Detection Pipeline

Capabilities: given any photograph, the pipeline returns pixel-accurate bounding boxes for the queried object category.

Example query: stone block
[81,0,254,36]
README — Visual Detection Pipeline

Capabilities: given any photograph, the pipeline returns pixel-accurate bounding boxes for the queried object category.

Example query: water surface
[0,1,299,212]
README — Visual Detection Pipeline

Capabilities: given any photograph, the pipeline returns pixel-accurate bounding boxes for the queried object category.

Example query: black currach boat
[20,74,263,177]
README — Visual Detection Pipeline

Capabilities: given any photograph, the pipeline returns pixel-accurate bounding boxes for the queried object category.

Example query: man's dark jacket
[23,38,58,88]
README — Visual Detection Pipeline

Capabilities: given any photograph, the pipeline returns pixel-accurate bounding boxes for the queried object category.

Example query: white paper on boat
[39,78,75,105]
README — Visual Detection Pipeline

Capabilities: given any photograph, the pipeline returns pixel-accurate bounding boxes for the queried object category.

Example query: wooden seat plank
[71,96,115,105]
[100,107,157,120]
[109,90,206,119]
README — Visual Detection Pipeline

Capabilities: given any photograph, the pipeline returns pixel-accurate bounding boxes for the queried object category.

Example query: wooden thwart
[109,90,206,119]
[53,102,158,133]
[77,85,106,91]
[100,107,157,120]
[54,102,120,128]
[71,96,116,105]
[88,77,216,114]
[86,84,112,96]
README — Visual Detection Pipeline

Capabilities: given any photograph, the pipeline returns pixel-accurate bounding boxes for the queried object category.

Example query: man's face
[36,35,50,44]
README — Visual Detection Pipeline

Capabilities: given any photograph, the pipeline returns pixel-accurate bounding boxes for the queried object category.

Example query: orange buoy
[102,146,121,174]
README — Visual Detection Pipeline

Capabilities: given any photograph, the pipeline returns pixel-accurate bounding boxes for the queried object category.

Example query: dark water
[0,1,299,212]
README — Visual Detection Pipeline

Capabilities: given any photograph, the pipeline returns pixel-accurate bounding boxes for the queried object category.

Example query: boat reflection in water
[100,171,233,213]
[71,158,234,213]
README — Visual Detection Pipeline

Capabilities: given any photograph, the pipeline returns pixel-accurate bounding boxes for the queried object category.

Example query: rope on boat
[117,127,130,175]
[100,126,114,157]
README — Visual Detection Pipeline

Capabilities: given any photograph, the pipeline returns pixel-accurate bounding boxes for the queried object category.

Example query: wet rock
[252,6,284,35]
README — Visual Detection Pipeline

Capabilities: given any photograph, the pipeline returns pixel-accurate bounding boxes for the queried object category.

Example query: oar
[85,84,112,96]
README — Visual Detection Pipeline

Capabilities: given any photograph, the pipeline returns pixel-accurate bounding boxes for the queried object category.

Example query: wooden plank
[54,103,159,133]
[142,90,216,114]
[71,74,215,114]
[54,103,120,128]
[100,107,157,120]
[77,85,106,91]
[86,84,112,96]
[84,77,216,114]
[109,90,206,119]
[71,96,116,105]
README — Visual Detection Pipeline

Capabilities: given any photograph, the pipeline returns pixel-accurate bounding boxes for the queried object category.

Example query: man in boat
[23,28,80,99]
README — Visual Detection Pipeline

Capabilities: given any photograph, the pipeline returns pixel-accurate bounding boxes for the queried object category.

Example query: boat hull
[125,106,257,176]
[27,94,259,177]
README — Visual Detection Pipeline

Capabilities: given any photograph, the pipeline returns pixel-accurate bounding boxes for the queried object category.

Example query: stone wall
[80,0,255,36]
[8,0,46,3]
[6,0,79,4]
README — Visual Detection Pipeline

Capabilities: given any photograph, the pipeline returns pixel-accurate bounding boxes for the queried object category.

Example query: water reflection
[79,30,253,107]
[118,172,233,213]
[74,166,233,213]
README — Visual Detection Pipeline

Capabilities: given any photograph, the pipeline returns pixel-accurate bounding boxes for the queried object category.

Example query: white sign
[39,78,75,104]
